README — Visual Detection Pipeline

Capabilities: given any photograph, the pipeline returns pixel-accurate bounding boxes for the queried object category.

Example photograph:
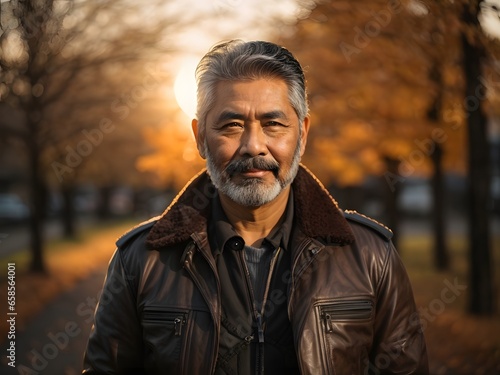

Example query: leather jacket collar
[146,164,355,249]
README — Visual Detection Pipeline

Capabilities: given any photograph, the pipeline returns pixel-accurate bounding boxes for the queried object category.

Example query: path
[0,269,106,375]
[0,217,95,258]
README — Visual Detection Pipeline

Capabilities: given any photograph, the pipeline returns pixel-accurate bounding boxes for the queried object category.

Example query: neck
[219,186,290,247]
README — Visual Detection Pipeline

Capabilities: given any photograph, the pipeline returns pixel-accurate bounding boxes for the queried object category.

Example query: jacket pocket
[141,306,189,368]
[316,298,374,374]
[319,299,373,332]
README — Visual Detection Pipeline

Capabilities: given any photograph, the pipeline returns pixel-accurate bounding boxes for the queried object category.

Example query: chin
[224,180,283,207]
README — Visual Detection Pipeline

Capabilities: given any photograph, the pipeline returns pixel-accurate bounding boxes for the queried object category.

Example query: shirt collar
[209,189,295,256]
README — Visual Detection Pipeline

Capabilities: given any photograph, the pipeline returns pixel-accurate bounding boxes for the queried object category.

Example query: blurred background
[0,0,499,374]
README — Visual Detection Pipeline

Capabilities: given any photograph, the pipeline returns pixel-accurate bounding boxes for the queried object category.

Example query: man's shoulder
[116,217,160,249]
[343,210,393,241]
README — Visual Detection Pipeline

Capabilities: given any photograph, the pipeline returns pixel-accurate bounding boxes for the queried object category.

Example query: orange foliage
[137,124,205,190]
[277,0,480,186]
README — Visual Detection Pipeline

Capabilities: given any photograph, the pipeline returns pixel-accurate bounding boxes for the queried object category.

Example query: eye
[265,121,282,127]
[217,122,244,134]
[220,122,243,129]
[265,121,290,130]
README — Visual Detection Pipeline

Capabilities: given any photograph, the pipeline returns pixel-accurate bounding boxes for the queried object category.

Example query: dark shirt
[243,243,275,313]
[209,190,299,375]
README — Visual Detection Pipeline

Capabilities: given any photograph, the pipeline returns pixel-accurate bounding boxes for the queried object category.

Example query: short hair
[195,40,308,135]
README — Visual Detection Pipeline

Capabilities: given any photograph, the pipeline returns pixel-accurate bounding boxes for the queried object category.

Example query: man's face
[193,78,309,207]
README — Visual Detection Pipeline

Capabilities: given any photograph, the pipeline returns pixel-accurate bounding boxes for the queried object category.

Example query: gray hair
[195,40,309,135]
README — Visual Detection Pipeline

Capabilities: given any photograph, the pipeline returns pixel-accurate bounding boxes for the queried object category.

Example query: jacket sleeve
[370,240,429,374]
[82,248,145,374]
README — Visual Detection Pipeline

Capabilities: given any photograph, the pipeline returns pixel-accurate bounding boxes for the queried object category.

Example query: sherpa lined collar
[145,164,355,249]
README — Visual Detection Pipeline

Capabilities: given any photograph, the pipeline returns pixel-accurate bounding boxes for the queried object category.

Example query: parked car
[399,180,432,217]
[0,194,30,225]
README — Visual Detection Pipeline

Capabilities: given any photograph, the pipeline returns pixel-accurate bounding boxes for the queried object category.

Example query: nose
[239,124,268,157]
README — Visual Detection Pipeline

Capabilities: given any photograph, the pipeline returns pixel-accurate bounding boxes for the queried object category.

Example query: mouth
[238,168,270,178]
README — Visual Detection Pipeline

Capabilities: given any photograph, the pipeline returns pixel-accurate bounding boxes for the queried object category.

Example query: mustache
[225,157,280,176]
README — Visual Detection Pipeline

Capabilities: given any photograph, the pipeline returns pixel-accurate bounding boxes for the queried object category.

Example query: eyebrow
[259,110,289,121]
[215,111,246,124]
[215,110,289,124]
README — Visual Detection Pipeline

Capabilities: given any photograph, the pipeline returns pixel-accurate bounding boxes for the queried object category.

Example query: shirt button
[229,237,244,251]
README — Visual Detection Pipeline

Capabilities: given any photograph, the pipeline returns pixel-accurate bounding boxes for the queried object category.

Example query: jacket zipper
[238,246,282,375]
[183,238,221,375]
[142,309,187,336]
[237,250,263,374]
[320,299,373,332]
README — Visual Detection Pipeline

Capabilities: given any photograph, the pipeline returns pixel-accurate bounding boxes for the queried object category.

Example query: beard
[205,140,301,207]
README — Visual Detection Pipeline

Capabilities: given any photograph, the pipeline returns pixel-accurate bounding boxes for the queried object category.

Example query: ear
[299,116,310,157]
[191,118,206,159]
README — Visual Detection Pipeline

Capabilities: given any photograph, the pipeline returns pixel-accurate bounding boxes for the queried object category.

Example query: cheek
[208,138,238,164]
[270,138,299,164]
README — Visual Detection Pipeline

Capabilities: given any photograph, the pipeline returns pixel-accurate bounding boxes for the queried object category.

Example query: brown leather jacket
[83,166,428,374]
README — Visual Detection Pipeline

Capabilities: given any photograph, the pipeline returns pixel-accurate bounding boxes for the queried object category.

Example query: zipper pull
[174,316,184,336]
[322,312,334,333]
[256,314,264,343]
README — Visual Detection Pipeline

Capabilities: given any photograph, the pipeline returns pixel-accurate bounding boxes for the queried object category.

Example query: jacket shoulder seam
[116,217,159,248]
[343,210,393,241]
[375,239,393,294]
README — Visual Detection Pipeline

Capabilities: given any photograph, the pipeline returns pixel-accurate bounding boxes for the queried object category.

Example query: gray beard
[205,141,301,207]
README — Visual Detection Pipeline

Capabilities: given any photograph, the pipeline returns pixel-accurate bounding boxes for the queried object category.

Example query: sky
[480,0,500,39]
[164,0,316,120]
[168,0,313,54]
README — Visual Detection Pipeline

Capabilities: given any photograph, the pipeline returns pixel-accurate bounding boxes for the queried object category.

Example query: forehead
[210,78,294,113]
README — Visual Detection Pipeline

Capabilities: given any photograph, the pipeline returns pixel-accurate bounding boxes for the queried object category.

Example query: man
[83,40,428,374]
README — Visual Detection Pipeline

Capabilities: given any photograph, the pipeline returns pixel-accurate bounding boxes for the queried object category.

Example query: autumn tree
[0,0,193,272]
[280,0,499,314]
[280,0,437,246]
[461,0,497,315]
[393,1,468,270]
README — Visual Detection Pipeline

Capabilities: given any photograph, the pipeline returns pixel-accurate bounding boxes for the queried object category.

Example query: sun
[173,58,199,120]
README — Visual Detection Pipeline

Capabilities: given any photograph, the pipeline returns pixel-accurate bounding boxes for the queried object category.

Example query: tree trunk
[431,143,448,270]
[97,185,113,220]
[22,0,51,273]
[61,184,76,238]
[427,60,449,270]
[27,119,46,273]
[462,1,494,315]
